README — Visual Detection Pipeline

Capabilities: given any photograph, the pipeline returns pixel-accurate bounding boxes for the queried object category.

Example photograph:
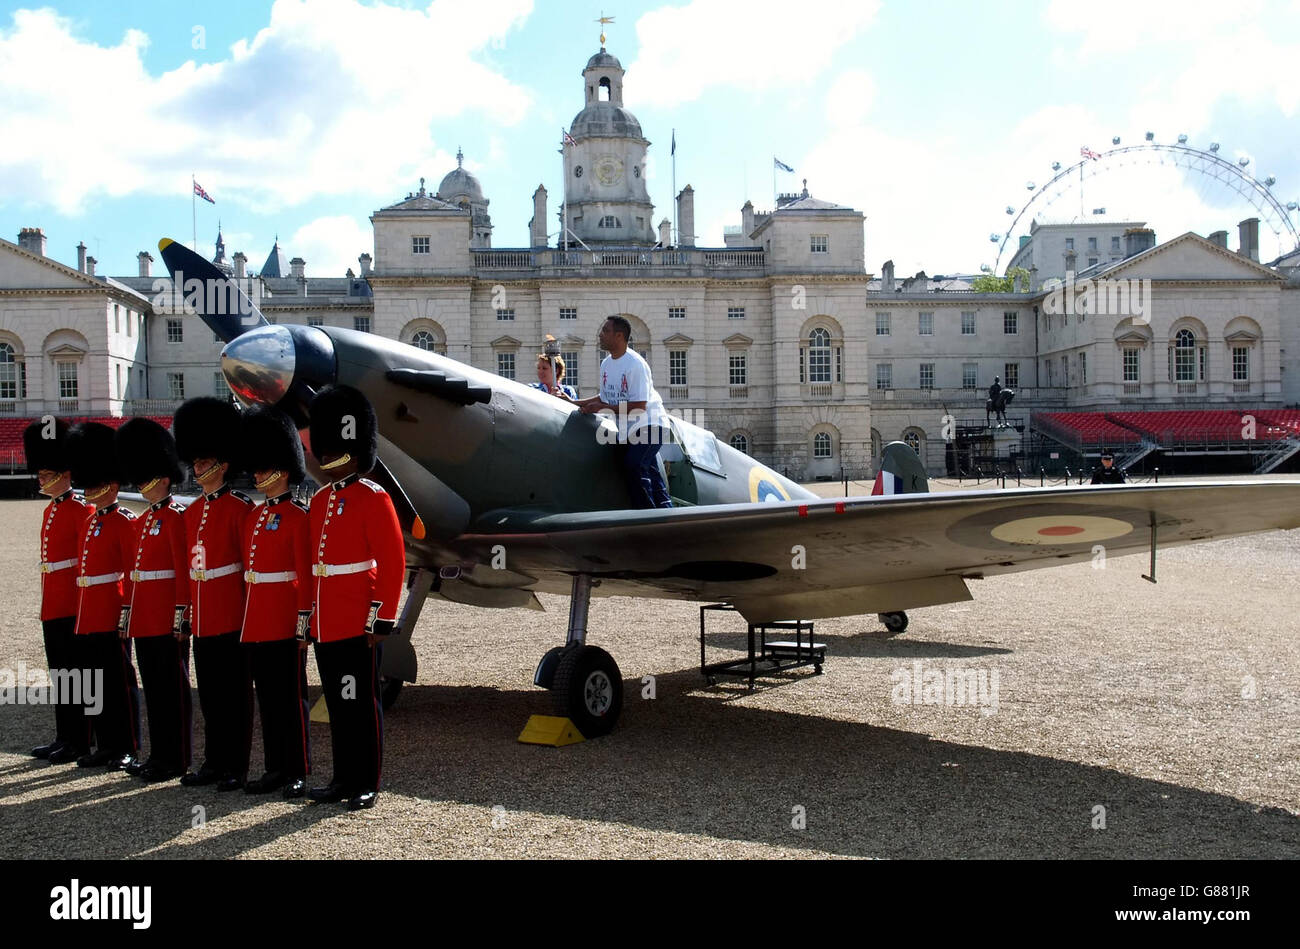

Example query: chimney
[1124,227,1155,258]
[741,200,755,237]
[17,227,47,256]
[232,251,246,279]
[1064,248,1077,275]
[881,260,895,293]
[530,185,548,249]
[1238,217,1259,261]
[137,251,153,278]
[676,185,695,248]
[289,257,305,279]
[358,253,372,276]
[85,256,96,276]
[658,218,671,246]
[1208,230,1229,248]
[1030,265,1040,292]
[77,241,87,273]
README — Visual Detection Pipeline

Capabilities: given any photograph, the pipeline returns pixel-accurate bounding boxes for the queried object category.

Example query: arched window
[412,330,436,352]
[730,433,749,454]
[807,328,831,383]
[0,342,24,400]
[903,430,922,454]
[813,431,832,458]
[599,77,611,101]
[1174,328,1197,382]
[599,216,621,228]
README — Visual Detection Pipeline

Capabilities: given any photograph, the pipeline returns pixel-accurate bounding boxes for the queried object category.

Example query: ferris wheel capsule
[1264,176,1276,187]
[1239,156,1251,167]
[990,233,1001,242]
[1209,142,1220,152]
[1051,161,1061,171]
[1177,133,1188,144]
[1112,136,1121,145]
[1287,202,1298,211]
[1005,206,1015,214]
[1026,181,1035,190]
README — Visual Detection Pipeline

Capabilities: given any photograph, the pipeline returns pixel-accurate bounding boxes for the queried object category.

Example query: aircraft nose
[221,324,296,405]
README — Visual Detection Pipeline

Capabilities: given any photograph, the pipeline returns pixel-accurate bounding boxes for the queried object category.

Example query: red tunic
[183,486,254,637]
[307,476,406,643]
[240,494,313,643]
[127,498,191,638]
[39,490,92,621]
[74,503,138,636]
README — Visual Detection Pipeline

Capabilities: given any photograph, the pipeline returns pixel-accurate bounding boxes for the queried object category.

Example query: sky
[2,0,1298,280]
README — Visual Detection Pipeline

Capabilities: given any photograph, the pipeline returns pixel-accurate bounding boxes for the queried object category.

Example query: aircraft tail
[871,441,929,496]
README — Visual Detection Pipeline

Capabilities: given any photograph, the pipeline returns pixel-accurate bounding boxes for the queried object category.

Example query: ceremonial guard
[240,405,313,798]
[116,418,194,782]
[305,385,405,811]
[173,397,254,791]
[66,422,141,769]
[26,418,93,764]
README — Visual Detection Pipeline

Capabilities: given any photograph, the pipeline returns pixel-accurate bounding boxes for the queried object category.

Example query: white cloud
[625,0,881,107]
[287,214,374,276]
[0,0,535,215]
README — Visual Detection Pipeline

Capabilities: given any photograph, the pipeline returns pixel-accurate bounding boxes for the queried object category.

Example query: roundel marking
[990,515,1134,546]
[748,466,790,503]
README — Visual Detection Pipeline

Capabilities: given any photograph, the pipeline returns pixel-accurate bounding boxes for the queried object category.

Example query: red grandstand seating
[1,415,175,470]
[1107,410,1291,444]
[1037,412,1141,446]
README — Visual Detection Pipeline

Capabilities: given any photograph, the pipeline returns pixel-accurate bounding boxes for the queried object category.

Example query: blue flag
[671,129,676,156]
[774,157,794,173]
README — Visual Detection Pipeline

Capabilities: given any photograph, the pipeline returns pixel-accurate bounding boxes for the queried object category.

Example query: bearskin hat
[115,417,183,488]
[309,384,378,475]
[67,422,123,490]
[241,404,306,484]
[23,417,71,475]
[173,397,242,469]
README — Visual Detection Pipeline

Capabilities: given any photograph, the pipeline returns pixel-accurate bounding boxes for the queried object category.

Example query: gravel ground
[1,481,1298,860]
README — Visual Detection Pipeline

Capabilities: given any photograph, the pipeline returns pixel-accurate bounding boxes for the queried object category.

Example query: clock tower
[564,47,656,247]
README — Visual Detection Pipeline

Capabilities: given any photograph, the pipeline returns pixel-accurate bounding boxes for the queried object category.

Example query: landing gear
[380,677,404,711]
[376,567,436,711]
[534,574,624,738]
[877,611,909,635]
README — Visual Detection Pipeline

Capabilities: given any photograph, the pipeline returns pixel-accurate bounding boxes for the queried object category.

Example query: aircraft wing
[450,481,1300,622]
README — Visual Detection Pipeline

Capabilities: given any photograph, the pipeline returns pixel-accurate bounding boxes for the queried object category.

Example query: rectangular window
[875,312,891,336]
[1004,363,1019,388]
[115,364,123,400]
[57,361,78,399]
[1003,311,1018,334]
[919,363,934,390]
[810,234,829,254]
[167,372,185,399]
[1079,352,1087,385]
[559,307,578,321]
[1087,257,1098,268]
[1111,236,1122,252]
[961,311,976,335]
[1232,346,1249,381]
[667,306,686,320]
[727,306,745,319]
[496,308,515,321]
[166,318,183,343]
[561,351,580,390]
[808,346,830,383]
[214,371,230,399]
[1123,349,1140,383]
[962,363,977,389]
[126,312,133,337]
[729,353,747,386]
[307,315,324,327]
[669,350,688,386]
[114,305,120,334]
[1087,237,1097,252]
[918,311,933,336]
[875,363,892,390]
[412,236,430,254]
[353,315,371,333]
[497,352,515,380]
[1062,354,1070,385]
[1065,238,1074,250]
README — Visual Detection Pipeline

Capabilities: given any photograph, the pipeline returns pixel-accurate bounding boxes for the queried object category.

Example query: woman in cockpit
[532,352,577,400]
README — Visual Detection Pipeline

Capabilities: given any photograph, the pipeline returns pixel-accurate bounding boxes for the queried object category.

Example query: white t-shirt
[599,348,664,435]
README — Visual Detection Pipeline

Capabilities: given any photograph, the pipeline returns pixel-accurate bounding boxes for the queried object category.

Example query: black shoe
[77,749,117,768]
[48,745,86,765]
[347,790,378,811]
[244,771,288,794]
[308,781,347,803]
[282,778,307,799]
[216,775,244,792]
[111,754,139,772]
[31,741,62,759]
[139,762,182,782]
[180,764,220,786]
[123,757,151,777]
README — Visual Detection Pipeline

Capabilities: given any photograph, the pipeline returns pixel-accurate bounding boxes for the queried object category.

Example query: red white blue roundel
[748,466,790,503]
[946,504,1145,550]
[990,515,1133,545]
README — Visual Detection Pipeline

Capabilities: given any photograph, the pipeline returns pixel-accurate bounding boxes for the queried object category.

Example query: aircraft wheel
[878,611,909,635]
[380,677,404,711]
[551,645,623,738]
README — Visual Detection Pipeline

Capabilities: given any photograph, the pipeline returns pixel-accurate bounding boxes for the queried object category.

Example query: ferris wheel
[989,135,1300,274]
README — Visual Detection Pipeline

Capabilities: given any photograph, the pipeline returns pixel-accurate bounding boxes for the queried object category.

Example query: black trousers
[192,631,253,779]
[74,630,140,756]
[247,639,311,778]
[135,635,193,771]
[43,615,90,750]
[314,637,382,794]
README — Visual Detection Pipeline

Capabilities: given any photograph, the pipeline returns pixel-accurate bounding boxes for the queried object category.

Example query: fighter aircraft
[158,238,1300,737]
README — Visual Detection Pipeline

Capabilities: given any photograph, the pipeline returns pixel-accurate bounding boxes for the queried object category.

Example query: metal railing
[473,247,766,273]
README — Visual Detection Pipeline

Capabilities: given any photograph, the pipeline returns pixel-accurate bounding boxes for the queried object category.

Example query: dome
[585,48,622,71]
[569,102,643,140]
[436,148,484,204]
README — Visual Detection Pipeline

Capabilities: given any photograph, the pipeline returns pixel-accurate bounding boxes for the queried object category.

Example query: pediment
[723,332,753,347]
[490,335,520,348]
[1105,232,1283,282]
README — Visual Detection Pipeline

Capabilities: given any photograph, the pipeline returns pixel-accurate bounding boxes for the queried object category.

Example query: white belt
[130,569,176,582]
[313,559,377,577]
[245,570,297,584]
[41,559,77,574]
[78,572,124,588]
[190,563,243,581]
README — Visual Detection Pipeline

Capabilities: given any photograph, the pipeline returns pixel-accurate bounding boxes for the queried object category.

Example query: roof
[585,48,622,71]
[260,240,290,278]
[569,102,644,140]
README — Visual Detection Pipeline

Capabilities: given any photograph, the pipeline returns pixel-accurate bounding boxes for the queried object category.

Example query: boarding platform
[699,603,825,689]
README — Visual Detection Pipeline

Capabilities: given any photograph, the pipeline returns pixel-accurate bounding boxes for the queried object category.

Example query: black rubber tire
[380,677,404,711]
[878,611,909,635]
[550,645,623,738]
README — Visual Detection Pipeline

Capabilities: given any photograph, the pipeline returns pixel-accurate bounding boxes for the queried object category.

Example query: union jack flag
[193,180,215,204]
[562,129,577,147]
[1080,146,1101,161]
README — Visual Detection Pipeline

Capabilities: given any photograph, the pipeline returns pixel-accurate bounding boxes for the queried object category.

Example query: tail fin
[871,441,930,496]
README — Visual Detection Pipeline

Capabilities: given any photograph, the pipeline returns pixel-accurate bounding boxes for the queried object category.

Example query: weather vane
[596,12,615,47]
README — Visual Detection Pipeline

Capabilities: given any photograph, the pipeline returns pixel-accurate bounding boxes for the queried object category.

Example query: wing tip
[158,237,174,252]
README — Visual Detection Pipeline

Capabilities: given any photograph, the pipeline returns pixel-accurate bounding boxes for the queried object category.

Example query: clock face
[594,155,624,187]
[574,165,583,178]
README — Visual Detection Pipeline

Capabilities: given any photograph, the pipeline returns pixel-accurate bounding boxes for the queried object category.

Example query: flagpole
[192,173,197,251]
[773,159,776,207]
[671,128,677,247]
